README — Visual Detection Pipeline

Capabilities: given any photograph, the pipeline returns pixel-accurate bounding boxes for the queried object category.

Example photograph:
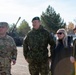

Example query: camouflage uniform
[73,27,76,59]
[23,25,55,75]
[0,35,17,75]
[73,39,76,58]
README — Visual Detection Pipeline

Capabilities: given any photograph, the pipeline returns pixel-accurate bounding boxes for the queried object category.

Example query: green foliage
[17,19,31,37]
[41,5,66,33]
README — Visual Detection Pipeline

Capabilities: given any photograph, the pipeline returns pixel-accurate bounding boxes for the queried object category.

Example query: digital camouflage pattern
[0,35,17,75]
[71,39,76,75]
[23,25,55,75]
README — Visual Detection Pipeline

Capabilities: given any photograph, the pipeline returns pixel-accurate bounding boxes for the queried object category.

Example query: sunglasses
[56,32,63,35]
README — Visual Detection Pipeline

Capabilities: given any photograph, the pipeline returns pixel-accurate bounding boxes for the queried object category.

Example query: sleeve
[23,35,29,59]
[67,36,73,57]
[48,33,56,59]
[11,38,17,60]
[73,39,76,59]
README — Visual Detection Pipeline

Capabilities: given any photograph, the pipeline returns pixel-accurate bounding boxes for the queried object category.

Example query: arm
[48,33,56,60]
[70,39,76,63]
[23,36,29,62]
[11,39,17,65]
[73,39,76,59]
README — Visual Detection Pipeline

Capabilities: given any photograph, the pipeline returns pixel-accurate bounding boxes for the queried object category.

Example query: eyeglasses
[56,32,63,35]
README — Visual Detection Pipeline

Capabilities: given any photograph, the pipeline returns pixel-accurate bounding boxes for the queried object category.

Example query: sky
[0,0,76,27]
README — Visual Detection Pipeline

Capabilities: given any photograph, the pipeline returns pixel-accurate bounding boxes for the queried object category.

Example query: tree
[17,19,31,37]
[67,22,75,34]
[68,22,74,30]
[41,5,66,33]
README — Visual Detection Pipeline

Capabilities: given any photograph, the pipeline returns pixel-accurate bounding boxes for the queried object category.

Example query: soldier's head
[32,16,41,30]
[0,22,9,27]
[0,22,9,35]
[73,27,76,33]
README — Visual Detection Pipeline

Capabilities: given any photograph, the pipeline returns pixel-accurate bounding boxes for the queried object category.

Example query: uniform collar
[0,35,7,39]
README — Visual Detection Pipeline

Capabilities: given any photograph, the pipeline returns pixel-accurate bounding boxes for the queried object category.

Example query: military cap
[0,22,8,27]
[32,16,40,22]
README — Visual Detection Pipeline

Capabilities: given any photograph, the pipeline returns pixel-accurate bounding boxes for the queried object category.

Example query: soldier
[73,27,76,58]
[0,22,17,75]
[70,27,76,63]
[23,16,55,75]
[73,27,76,35]
[70,27,76,75]
[71,40,76,62]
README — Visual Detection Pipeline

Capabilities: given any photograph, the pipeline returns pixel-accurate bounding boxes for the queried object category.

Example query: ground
[11,47,30,75]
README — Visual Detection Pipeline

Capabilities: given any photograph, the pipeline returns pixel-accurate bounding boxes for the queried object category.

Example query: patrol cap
[32,16,40,22]
[0,22,8,27]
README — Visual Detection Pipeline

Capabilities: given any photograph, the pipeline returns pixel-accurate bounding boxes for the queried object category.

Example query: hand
[70,56,75,63]
[25,58,29,63]
[12,59,16,65]
[48,58,51,62]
